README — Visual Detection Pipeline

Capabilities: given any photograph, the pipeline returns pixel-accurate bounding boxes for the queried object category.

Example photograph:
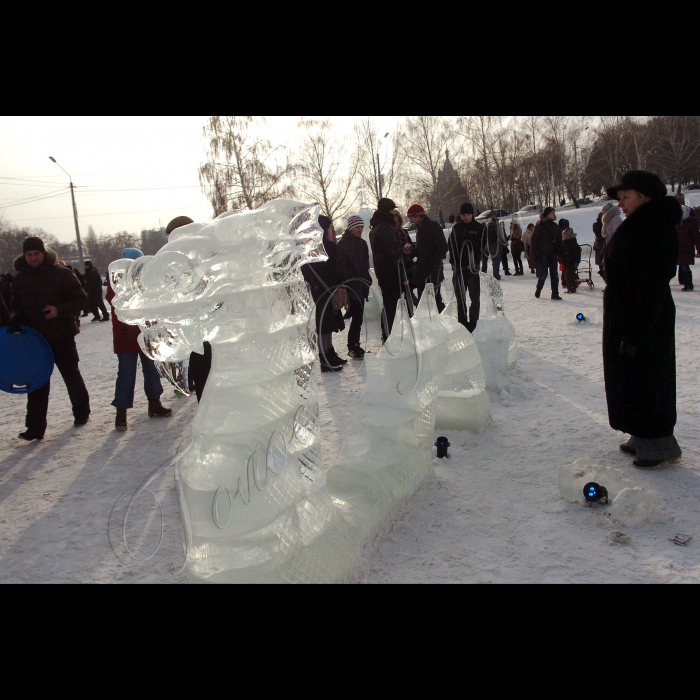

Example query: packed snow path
[0,272,698,584]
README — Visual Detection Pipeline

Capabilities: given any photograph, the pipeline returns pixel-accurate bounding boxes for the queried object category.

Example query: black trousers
[380,285,402,344]
[513,253,524,275]
[90,297,109,320]
[189,342,212,403]
[455,269,481,333]
[416,266,446,314]
[347,299,365,349]
[501,251,511,274]
[26,337,90,434]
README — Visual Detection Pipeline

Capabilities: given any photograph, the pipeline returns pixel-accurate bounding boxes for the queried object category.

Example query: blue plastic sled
[0,326,55,394]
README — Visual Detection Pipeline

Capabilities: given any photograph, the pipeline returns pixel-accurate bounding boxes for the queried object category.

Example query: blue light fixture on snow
[435,437,450,459]
[577,313,586,323]
[583,482,609,505]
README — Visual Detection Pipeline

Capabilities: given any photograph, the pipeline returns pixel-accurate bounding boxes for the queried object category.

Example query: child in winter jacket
[561,228,582,293]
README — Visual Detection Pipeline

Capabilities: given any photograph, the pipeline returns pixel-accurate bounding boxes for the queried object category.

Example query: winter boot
[326,348,348,365]
[348,346,366,360]
[100,315,110,322]
[535,288,542,299]
[91,316,101,323]
[148,399,173,418]
[115,408,128,432]
[552,294,563,301]
[19,429,44,442]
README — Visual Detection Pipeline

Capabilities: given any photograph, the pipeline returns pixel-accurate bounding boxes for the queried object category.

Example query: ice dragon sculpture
[110,202,451,583]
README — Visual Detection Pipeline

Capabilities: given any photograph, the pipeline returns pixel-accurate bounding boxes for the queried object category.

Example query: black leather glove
[620,341,636,358]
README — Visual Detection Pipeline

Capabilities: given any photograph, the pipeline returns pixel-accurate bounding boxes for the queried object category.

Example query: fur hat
[166,216,194,235]
[23,237,46,254]
[607,171,667,200]
[460,202,475,216]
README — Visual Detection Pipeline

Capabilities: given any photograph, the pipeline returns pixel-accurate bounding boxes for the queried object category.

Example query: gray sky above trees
[0,116,399,243]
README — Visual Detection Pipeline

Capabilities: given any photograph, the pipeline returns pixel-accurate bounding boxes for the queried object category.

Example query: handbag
[310,267,349,313]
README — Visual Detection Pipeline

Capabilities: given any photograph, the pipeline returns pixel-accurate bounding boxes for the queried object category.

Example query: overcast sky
[0,116,399,243]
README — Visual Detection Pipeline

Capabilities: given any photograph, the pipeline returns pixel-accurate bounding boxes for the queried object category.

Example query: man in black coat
[83,261,110,322]
[604,171,683,469]
[408,203,448,313]
[336,215,372,359]
[9,237,91,441]
[449,203,484,333]
[370,198,405,343]
[532,207,563,300]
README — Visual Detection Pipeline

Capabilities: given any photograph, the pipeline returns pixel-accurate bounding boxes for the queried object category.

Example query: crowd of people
[1,173,699,471]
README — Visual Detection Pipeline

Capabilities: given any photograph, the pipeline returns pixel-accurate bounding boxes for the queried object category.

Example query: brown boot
[148,399,173,418]
[116,408,128,432]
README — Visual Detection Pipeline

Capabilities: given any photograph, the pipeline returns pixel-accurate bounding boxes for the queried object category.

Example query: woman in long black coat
[604,171,683,469]
[302,216,346,372]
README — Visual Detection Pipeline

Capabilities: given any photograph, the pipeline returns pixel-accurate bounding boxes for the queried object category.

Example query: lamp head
[49,157,56,163]
[577,313,586,323]
[583,483,608,504]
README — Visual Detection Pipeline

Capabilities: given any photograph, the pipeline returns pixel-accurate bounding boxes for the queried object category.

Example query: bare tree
[199,116,295,217]
[296,119,358,227]
[354,118,405,205]
[402,116,454,213]
[649,115,700,192]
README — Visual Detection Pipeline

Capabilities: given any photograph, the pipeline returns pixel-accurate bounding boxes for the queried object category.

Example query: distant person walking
[336,215,372,359]
[601,202,623,242]
[532,207,563,300]
[676,201,700,291]
[107,249,172,431]
[449,203,485,333]
[593,211,605,276]
[83,261,110,322]
[370,198,405,343]
[500,221,512,276]
[0,292,10,326]
[8,237,90,441]
[523,223,537,274]
[481,217,503,279]
[407,203,448,312]
[604,171,683,469]
[510,222,525,276]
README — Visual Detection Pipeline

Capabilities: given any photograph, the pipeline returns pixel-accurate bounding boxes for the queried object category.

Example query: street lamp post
[376,133,390,200]
[49,157,85,272]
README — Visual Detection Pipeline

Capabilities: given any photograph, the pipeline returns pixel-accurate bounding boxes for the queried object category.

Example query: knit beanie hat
[407,204,426,217]
[542,207,556,219]
[460,203,475,216]
[23,237,46,254]
[347,215,365,232]
[559,219,570,229]
[377,198,397,213]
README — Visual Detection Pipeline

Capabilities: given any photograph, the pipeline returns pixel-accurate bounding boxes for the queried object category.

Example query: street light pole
[49,157,85,272]
[376,133,390,201]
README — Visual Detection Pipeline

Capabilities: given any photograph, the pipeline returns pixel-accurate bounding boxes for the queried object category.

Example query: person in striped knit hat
[336,215,372,359]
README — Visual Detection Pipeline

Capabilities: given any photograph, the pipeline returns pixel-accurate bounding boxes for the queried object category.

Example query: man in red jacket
[107,249,172,431]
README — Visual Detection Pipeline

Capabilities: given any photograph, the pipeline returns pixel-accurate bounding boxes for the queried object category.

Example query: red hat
[407,204,425,216]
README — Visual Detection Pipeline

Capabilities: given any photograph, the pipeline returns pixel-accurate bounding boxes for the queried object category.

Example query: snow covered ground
[1,266,699,584]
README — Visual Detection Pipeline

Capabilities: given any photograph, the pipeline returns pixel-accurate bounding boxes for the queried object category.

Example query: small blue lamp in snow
[576,313,586,323]
[583,482,609,505]
[435,436,450,459]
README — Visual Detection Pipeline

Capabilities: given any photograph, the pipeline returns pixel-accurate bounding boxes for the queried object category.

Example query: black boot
[19,429,44,441]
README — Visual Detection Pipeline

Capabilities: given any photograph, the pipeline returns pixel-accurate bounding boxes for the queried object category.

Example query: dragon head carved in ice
[109,201,327,367]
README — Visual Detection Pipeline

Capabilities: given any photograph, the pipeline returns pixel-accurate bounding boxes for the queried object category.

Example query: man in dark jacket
[336,215,372,359]
[83,260,110,322]
[532,207,563,300]
[593,212,605,276]
[449,203,484,333]
[9,237,90,441]
[407,203,448,312]
[604,171,683,469]
[370,198,405,343]
[676,204,700,291]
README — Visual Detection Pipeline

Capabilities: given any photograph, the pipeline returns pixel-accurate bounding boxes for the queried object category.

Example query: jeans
[482,253,502,280]
[190,342,212,403]
[347,299,365,349]
[112,351,164,409]
[455,269,481,333]
[26,337,90,434]
[537,254,560,295]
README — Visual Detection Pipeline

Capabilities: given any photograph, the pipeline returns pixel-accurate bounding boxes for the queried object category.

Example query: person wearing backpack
[532,207,563,300]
